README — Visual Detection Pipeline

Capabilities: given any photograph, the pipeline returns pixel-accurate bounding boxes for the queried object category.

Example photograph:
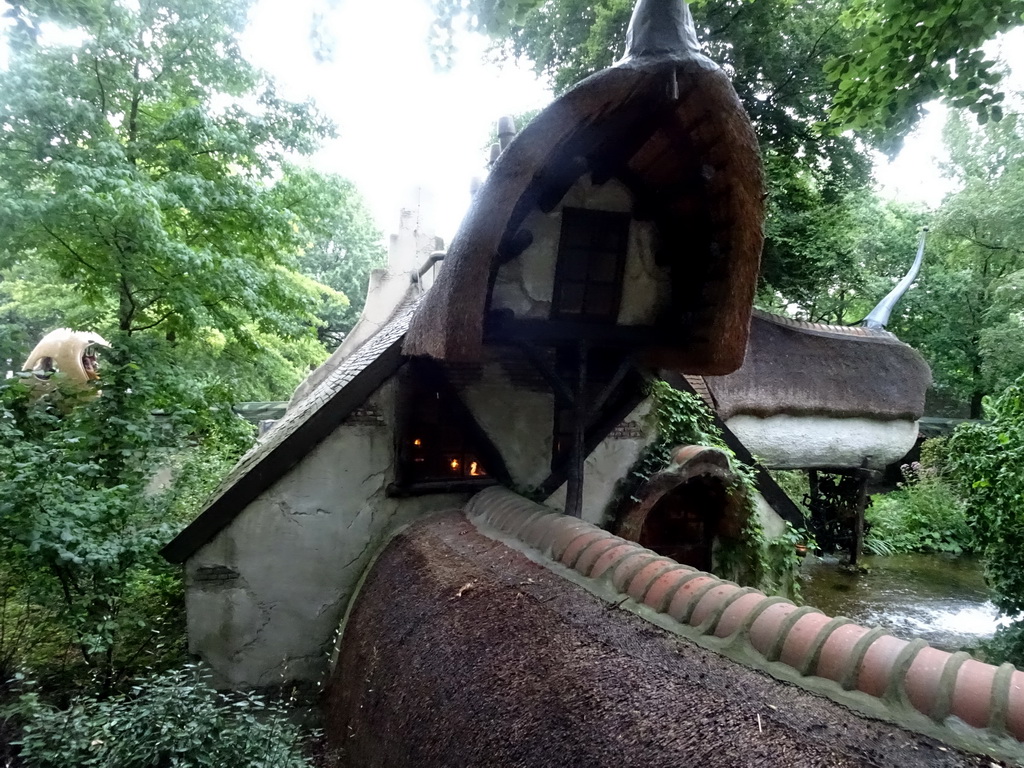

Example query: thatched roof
[327,508,1007,765]
[161,294,420,563]
[403,2,763,375]
[700,310,931,421]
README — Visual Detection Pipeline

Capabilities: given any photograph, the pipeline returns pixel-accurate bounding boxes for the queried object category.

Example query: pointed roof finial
[620,0,704,64]
[862,228,928,331]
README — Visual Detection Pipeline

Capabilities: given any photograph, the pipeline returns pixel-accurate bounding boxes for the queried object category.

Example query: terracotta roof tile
[464,486,1024,758]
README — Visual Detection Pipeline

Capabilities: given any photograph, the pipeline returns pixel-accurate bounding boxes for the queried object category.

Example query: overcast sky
[873,27,1024,209]
[9,0,1024,244]
[241,0,551,242]
[242,0,1024,245]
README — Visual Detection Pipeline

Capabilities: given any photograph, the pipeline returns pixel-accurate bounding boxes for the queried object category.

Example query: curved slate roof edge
[465,486,1024,763]
[160,295,420,563]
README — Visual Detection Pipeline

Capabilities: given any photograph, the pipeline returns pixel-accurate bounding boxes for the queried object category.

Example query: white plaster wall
[185,380,468,689]
[490,176,668,324]
[456,360,555,488]
[617,222,668,326]
[726,414,920,470]
[753,492,788,540]
[546,399,655,526]
[313,272,417,367]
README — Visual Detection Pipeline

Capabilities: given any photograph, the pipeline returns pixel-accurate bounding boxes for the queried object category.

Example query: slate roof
[161,294,420,563]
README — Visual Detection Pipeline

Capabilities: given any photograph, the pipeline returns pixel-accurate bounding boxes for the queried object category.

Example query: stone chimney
[287,188,444,410]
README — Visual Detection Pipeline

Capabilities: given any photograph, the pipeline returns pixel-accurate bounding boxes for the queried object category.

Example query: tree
[825,0,1021,146]
[270,167,386,350]
[0,0,328,346]
[759,193,926,325]
[0,0,389,400]
[431,0,1024,146]
[947,376,1024,666]
[0,337,254,692]
[890,113,1024,416]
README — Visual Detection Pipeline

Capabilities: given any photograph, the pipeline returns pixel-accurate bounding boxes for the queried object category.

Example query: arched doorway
[617,446,747,572]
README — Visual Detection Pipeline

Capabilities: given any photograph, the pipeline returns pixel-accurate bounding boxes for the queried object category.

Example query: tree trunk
[970,389,985,420]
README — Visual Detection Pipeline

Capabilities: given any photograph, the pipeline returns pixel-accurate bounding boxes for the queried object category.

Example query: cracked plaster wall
[726,414,919,470]
[184,379,469,689]
[490,176,668,324]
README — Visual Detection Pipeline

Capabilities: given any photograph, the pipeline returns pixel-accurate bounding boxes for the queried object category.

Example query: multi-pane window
[402,385,488,484]
[552,208,631,321]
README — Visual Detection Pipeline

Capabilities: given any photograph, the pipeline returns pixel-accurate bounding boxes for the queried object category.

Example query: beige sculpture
[22,328,111,386]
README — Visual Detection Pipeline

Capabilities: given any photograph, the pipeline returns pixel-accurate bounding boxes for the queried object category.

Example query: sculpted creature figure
[22,329,111,387]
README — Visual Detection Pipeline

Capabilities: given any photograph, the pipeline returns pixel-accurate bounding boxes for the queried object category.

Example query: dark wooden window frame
[390,360,511,496]
[551,207,631,323]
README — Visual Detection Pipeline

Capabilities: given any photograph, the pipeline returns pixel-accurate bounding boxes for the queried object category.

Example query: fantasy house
[158,0,1024,763]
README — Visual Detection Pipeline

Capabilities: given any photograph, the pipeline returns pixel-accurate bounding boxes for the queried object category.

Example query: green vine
[620,381,802,599]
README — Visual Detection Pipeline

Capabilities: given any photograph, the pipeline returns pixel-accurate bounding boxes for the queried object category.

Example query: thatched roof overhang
[403,51,764,375]
[702,311,932,421]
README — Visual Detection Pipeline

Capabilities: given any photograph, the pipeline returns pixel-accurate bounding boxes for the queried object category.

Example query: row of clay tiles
[466,486,1024,760]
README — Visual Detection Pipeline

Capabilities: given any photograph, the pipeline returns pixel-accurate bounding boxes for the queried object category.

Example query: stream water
[799,553,1006,653]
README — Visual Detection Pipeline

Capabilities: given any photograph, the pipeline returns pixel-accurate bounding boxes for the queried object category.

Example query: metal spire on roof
[862,228,928,331]
[620,0,703,63]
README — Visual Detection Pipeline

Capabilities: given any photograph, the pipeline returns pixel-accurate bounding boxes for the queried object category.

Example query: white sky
[243,1,1024,240]
[874,26,1024,209]
[241,0,552,241]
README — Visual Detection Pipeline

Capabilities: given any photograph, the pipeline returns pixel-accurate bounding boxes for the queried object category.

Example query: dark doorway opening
[635,476,727,571]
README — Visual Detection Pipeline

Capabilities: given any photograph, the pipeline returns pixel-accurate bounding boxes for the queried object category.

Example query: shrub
[6,666,313,768]
[864,463,971,556]
[0,336,254,692]
[947,377,1024,617]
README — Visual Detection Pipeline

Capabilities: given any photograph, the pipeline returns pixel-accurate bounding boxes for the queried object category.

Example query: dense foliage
[864,460,971,556]
[928,378,1024,664]
[0,340,254,693]
[0,0,385,398]
[886,114,1024,416]
[431,0,1022,145]
[0,0,382,759]
[947,379,1024,613]
[827,0,1020,144]
[628,382,803,598]
[5,666,313,768]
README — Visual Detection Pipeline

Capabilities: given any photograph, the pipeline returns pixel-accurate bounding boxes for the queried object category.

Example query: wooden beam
[516,341,574,407]
[537,156,590,213]
[564,341,589,518]
[488,316,690,346]
[588,357,634,424]
[663,371,807,530]
[414,359,514,488]
[537,378,647,499]
[497,229,534,264]
[849,465,870,566]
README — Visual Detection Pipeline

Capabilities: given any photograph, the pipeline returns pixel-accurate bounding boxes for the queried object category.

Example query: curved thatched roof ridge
[702,311,932,421]
[403,54,764,374]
